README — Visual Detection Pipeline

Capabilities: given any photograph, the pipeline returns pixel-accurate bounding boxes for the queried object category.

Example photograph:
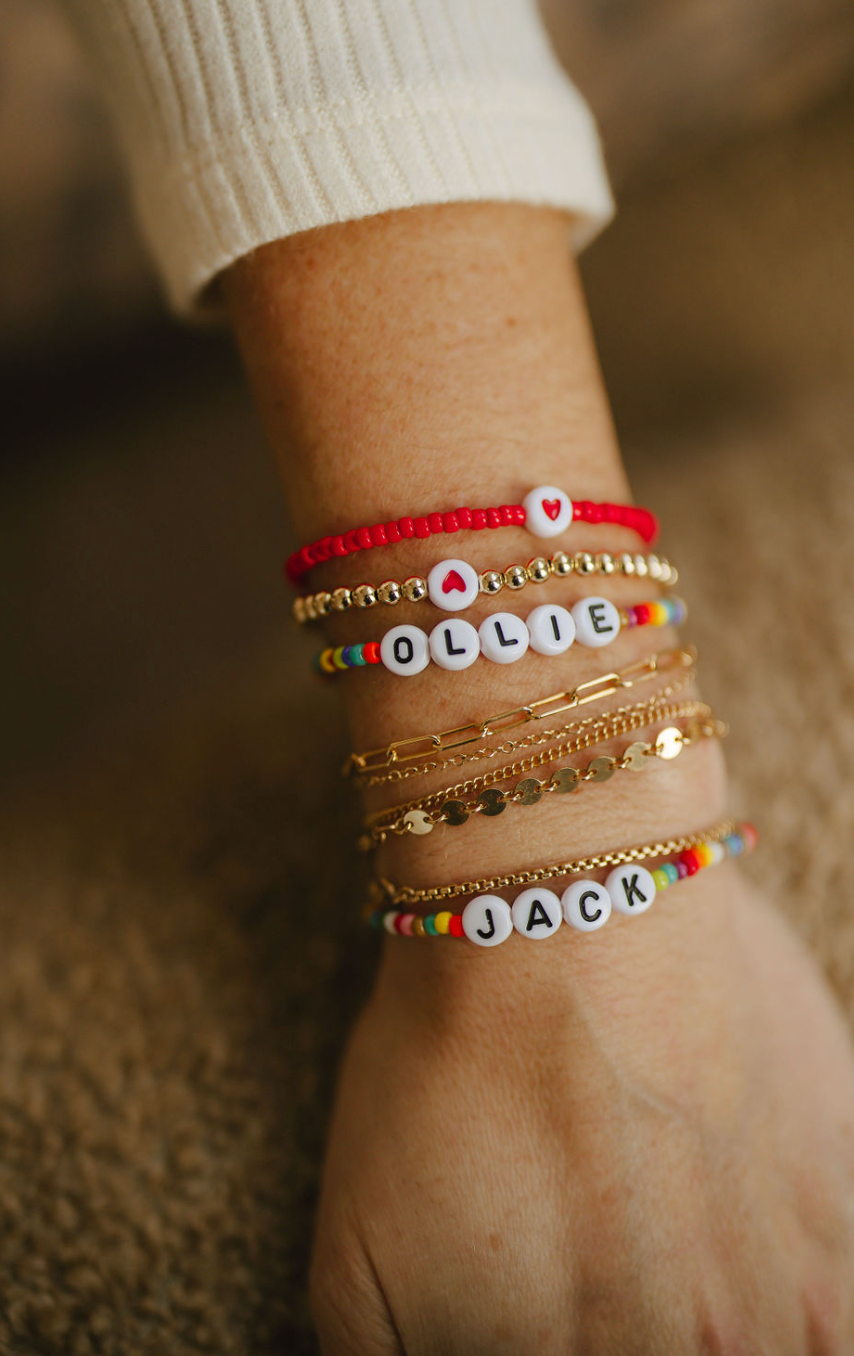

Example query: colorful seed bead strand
[313,596,687,676]
[361,714,725,847]
[345,646,696,779]
[293,551,677,622]
[366,823,757,940]
[286,486,659,583]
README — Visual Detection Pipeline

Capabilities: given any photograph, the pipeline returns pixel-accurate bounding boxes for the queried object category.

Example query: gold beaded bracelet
[368,819,738,908]
[344,646,697,783]
[361,709,724,847]
[294,550,677,622]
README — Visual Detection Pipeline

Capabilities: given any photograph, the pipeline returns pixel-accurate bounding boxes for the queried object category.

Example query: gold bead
[331,587,352,612]
[647,554,662,581]
[668,564,679,585]
[292,598,307,623]
[633,554,649,578]
[597,552,616,575]
[314,591,333,616]
[551,551,574,577]
[351,583,377,609]
[377,579,403,606]
[503,563,528,590]
[526,556,551,584]
[304,596,319,620]
[402,575,428,602]
[480,570,504,595]
[618,552,636,576]
[576,552,596,575]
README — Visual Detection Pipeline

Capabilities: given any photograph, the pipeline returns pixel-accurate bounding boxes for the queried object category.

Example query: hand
[311,866,854,1354]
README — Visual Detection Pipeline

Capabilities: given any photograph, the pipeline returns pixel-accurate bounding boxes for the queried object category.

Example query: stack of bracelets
[288,484,756,946]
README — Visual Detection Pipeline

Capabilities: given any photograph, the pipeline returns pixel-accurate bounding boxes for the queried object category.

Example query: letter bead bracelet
[293,551,677,622]
[314,596,687,676]
[366,821,757,942]
[286,486,659,582]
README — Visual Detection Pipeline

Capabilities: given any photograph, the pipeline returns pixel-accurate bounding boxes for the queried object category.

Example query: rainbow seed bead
[624,596,686,629]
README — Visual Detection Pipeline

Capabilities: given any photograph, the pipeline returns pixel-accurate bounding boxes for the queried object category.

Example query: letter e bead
[572,596,621,648]
[605,864,657,916]
[462,895,514,947]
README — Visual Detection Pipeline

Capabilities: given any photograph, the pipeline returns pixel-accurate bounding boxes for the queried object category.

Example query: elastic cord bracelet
[366,821,756,936]
[314,596,686,676]
[286,486,659,583]
[361,713,724,847]
[345,646,696,779]
[294,551,676,622]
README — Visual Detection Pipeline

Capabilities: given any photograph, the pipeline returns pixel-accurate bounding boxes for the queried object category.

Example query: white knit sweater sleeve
[62,0,614,314]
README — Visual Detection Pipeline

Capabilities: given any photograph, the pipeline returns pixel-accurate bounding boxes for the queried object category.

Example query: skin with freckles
[225,204,854,1354]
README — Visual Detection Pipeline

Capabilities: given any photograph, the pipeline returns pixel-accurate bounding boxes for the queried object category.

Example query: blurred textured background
[1,1,854,1351]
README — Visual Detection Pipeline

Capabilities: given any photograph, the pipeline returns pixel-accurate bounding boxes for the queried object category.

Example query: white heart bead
[511,887,563,939]
[605,864,657,916]
[380,624,430,676]
[523,486,573,537]
[571,596,621,648]
[426,557,480,611]
[462,894,514,947]
[562,880,611,932]
[478,611,530,664]
[429,618,480,671]
[526,603,576,656]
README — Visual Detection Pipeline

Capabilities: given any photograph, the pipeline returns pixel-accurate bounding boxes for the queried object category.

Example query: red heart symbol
[442,569,467,594]
[542,498,561,521]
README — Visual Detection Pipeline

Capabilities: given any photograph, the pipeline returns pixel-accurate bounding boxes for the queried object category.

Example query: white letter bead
[523,486,573,537]
[380,624,430,676]
[605,864,657,916]
[562,880,612,932]
[526,603,576,656]
[462,895,514,947]
[426,558,480,611]
[478,611,530,664]
[511,887,563,939]
[429,618,480,671]
[571,596,621,648]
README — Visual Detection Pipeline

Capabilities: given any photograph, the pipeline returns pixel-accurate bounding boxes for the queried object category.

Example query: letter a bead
[511,887,562,938]
[526,603,576,656]
[478,612,530,664]
[605,864,657,916]
[429,617,480,671]
[571,596,621,647]
[380,623,430,676]
[462,895,514,947]
[562,880,611,932]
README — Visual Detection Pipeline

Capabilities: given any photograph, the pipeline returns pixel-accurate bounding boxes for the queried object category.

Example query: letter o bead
[605,864,657,916]
[478,611,530,664]
[571,596,621,648]
[429,618,480,671]
[562,880,611,932]
[511,887,562,939]
[526,603,576,656]
[380,624,430,676]
[462,894,514,947]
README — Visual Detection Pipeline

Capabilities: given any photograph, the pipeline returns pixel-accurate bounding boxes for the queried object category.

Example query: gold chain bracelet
[344,646,696,781]
[361,709,724,847]
[294,550,678,622]
[369,819,737,908]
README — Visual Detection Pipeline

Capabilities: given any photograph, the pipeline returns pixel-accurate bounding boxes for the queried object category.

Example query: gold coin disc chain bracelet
[345,646,697,781]
[366,820,757,945]
[360,708,725,848]
[294,550,677,622]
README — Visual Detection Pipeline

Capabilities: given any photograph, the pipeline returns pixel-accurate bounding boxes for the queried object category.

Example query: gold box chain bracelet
[361,708,723,848]
[369,819,738,909]
[294,550,678,622]
[344,646,696,780]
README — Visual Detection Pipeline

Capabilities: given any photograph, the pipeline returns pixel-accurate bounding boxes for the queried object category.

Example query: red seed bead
[354,526,371,549]
[386,521,402,544]
[370,524,388,547]
[399,517,415,539]
[634,603,651,625]
[428,512,444,533]
[392,912,407,934]
[362,642,381,664]
[741,822,759,850]
[449,914,465,937]
[456,506,472,529]
[414,516,431,538]
[343,528,360,552]
[681,850,701,876]
[443,511,460,533]
[498,505,515,525]
[472,509,487,529]
[330,535,347,557]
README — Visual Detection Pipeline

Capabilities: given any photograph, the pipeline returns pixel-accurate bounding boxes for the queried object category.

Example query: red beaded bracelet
[285,486,659,584]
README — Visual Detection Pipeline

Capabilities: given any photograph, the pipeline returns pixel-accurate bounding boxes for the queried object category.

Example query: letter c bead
[511,887,562,938]
[605,864,657,916]
[428,617,480,671]
[380,623,430,676]
[461,894,514,947]
[562,880,611,932]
